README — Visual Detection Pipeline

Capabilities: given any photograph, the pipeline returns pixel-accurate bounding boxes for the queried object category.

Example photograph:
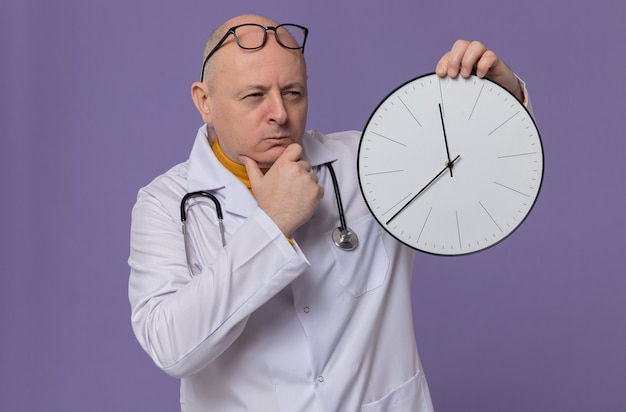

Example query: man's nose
[267,93,288,124]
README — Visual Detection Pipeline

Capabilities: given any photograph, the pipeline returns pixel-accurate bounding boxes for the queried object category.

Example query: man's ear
[191,82,212,124]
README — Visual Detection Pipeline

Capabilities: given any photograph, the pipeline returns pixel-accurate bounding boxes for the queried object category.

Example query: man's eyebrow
[237,82,305,95]
[282,82,306,90]
[246,82,305,90]
[233,84,269,98]
[240,84,270,93]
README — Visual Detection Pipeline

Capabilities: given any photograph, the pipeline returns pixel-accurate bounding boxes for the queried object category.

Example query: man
[129,13,528,411]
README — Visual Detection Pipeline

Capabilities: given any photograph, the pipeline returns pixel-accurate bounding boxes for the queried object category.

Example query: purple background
[1,0,624,410]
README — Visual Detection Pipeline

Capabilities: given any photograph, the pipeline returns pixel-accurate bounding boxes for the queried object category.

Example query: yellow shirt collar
[211,137,268,190]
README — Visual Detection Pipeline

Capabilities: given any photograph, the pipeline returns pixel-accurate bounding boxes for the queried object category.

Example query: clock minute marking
[497,152,538,159]
[488,111,520,136]
[369,131,407,147]
[456,210,462,250]
[468,83,485,121]
[398,96,422,127]
[493,182,531,198]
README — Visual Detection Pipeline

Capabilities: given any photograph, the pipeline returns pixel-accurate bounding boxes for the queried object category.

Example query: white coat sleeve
[128,188,309,378]
[518,75,533,115]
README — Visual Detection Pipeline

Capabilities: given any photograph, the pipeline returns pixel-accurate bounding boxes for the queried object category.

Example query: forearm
[128,195,308,378]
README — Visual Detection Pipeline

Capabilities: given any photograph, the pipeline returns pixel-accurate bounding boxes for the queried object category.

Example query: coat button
[303,306,310,313]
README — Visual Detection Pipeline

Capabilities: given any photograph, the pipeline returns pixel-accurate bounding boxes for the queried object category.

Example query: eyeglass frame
[199,23,309,82]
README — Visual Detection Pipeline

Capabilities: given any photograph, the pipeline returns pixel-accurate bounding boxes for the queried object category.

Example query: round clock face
[357,73,543,255]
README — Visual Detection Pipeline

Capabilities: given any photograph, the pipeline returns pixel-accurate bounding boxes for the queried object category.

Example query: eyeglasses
[200,23,309,81]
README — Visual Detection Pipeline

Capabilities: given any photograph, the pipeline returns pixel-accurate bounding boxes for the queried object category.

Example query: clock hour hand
[439,103,454,177]
[386,154,460,225]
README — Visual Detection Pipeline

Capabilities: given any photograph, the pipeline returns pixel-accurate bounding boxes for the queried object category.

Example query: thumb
[240,155,264,189]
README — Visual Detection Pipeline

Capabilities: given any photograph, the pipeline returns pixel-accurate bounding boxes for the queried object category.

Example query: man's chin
[255,145,289,168]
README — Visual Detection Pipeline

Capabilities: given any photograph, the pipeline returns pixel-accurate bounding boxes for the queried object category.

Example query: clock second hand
[385,154,460,225]
[439,103,454,177]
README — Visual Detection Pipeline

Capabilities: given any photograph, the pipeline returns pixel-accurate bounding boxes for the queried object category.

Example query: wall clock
[357,73,543,255]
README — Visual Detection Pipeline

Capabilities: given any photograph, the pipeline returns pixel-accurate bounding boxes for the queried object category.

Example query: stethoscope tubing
[179,162,357,277]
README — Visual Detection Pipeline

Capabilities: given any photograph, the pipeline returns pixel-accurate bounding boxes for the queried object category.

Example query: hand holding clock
[435,40,524,102]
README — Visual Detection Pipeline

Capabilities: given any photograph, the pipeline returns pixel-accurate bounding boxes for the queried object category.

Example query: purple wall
[1,0,624,410]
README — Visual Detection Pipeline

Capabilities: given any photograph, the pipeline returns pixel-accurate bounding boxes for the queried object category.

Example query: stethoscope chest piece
[332,226,358,250]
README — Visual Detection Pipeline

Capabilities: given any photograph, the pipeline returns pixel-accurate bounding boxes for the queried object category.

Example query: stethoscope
[180,162,358,276]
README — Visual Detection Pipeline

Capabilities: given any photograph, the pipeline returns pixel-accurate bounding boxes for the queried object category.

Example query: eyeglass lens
[233,24,306,50]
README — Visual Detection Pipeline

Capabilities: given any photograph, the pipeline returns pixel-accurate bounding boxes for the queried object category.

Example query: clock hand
[386,154,460,225]
[439,103,454,177]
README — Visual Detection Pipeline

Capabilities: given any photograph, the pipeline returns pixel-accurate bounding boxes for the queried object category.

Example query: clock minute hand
[386,154,460,225]
[439,103,454,177]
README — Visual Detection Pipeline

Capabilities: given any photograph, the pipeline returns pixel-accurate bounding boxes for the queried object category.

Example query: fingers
[240,155,265,189]
[473,49,498,78]
[241,144,311,188]
[272,144,315,177]
[278,142,304,163]
[436,40,495,79]
[240,143,322,237]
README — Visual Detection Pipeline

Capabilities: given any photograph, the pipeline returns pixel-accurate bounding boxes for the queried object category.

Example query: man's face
[205,28,308,168]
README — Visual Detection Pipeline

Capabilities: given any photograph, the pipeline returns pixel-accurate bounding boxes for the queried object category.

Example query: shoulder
[306,129,362,159]
[140,162,188,196]
[314,129,362,146]
[133,161,189,222]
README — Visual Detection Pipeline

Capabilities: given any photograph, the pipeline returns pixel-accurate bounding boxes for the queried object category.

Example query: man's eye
[245,92,263,99]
